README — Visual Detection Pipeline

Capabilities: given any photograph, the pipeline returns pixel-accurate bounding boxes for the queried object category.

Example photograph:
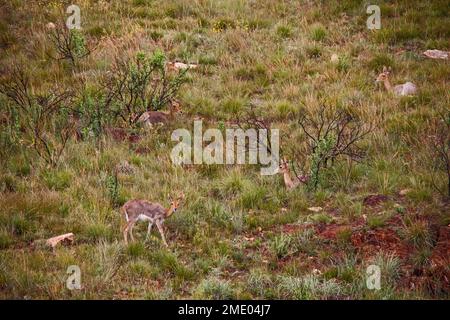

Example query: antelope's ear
[388,66,392,72]
[382,66,387,72]
[178,192,185,200]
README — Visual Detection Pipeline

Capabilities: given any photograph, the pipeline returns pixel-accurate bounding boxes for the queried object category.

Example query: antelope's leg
[146,221,153,239]
[156,221,168,247]
[123,220,133,245]
[129,223,135,242]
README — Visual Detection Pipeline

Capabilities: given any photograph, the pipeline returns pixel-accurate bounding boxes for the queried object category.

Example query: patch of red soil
[281,223,311,234]
[313,214,411,259]
[363,194,389,207]
[430,226,450,267]
[351,228,411,259]
[424,226,450,294]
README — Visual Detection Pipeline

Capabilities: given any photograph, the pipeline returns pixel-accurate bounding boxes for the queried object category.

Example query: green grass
[0,0,448,300]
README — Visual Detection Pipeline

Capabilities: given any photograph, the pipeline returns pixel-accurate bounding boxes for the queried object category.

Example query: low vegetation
[0,0,448,299]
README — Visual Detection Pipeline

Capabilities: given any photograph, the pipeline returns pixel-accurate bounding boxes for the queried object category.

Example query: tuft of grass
[310,25,327,42]
[400,218,432,248]
[194,277,236,300]
[270,233,293,259]
[0,228,13,249]
[276,25,293,39]
[276,275,342,299]
[306,45,322,58]
[42,170,72,191]
[85,223,112,241]
[126,242,146,258]
[247,269,273,298]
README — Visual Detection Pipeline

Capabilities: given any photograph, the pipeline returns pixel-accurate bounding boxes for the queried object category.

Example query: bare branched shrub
[429,111,450,199]
[0,66,75,167]
[292,107,372,191]
[47,23,90,67]
[236,105,276,156]
[104,51,188,127]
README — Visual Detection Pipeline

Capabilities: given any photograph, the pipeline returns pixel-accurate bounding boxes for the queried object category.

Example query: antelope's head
[376,66,392,83]
[167,192,185,217]
[277,158,290,174]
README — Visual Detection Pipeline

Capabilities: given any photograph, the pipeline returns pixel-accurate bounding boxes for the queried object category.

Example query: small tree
[47,23,90,67]
[73,86,116,143]
[104,51,188,127]
[0,66,75,167]
[294,107,372,191]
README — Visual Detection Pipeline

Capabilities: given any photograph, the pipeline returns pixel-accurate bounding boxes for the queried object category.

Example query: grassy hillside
[0,0,448,299]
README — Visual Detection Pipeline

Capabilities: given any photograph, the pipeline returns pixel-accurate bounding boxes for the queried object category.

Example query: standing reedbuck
[376,66,417,96]
[277,158,309,189]
[120,193,185,247]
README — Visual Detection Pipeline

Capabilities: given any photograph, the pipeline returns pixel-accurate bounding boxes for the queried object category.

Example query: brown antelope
[376,66,417,96]
[277,158,309,189]
[120,193,184,247]
[137,100,183,128]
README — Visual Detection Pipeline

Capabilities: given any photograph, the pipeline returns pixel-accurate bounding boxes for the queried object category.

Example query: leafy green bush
[105,51,188,126]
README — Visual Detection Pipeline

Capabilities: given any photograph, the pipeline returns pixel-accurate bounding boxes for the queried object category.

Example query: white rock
[423,50,448,60]
[330,54,339,64]
[46,22,56,30]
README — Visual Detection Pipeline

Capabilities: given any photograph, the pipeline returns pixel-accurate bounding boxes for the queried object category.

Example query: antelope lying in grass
[120,193,185,247]
[277,158,309,189]
[376,66,417,96]
[137,100,183,128]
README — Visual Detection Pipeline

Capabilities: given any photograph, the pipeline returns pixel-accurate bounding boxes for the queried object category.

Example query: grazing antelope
[376,66,417,96]
[120,193,184,247]
[137,100,183,128]
[277,158,309,189]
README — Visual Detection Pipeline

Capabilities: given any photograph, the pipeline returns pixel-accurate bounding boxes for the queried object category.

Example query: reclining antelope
[137,100,183,128]
[120,193,184,247]
[376,66,417,96]
[277,158,309,189]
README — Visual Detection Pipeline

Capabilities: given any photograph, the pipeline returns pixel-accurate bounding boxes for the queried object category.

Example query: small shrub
[105,172,119,208]
[48,26,90,67]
